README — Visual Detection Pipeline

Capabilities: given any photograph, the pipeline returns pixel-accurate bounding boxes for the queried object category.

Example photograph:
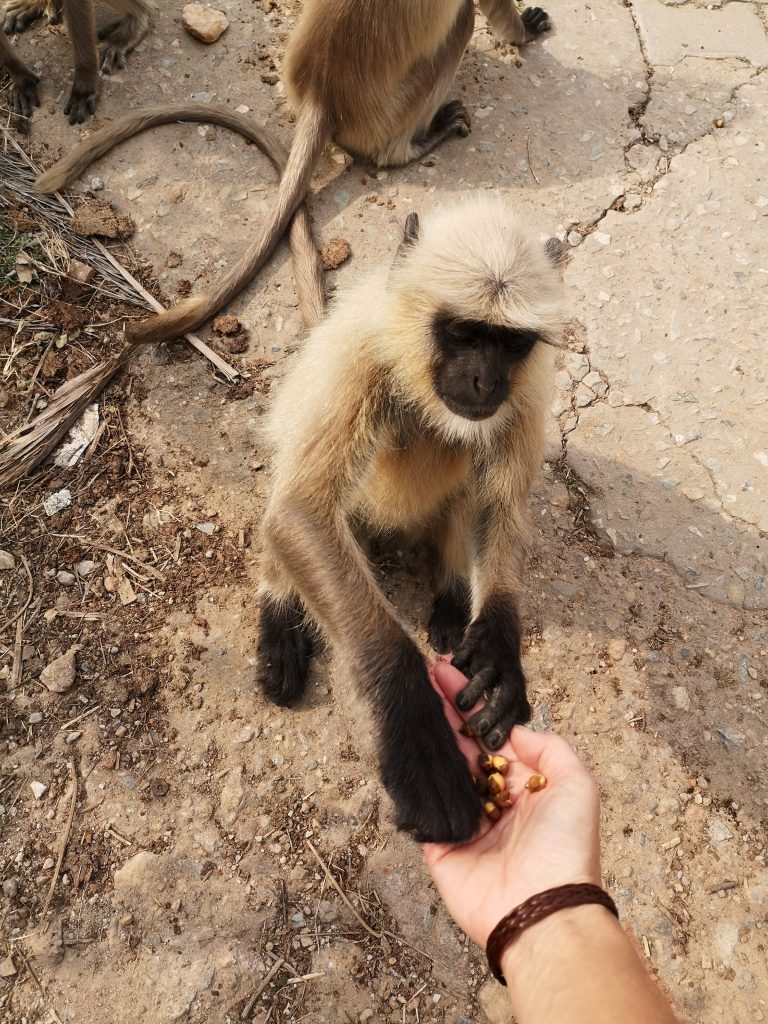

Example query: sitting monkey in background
[36,0,552,338]
[1,0,152,122]
[257,195,566,844]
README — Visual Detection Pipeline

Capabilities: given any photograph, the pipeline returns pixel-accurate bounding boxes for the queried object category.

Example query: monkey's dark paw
[99,42,128,75]
[379,642,482,843]
[431,99,471,139]
[256,594,313,708]
[427,582,470,654]
[9,73,40,118]
[522,6,552,35]
[453,597,531,750]
[3,0,44,33]
[64,83,98,124]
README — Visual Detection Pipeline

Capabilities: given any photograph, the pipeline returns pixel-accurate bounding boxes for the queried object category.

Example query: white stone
[0,550,15,570]
[30,781,48,800]
[181,4,229,43]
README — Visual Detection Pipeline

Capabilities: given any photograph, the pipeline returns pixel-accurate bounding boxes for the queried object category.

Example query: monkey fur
[256,194,566,844]
[34,0,551,337]
[1,0,152,123]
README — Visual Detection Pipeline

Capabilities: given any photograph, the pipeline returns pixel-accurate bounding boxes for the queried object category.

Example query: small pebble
[56,570,76,586]
[0,550,16,571]
[29,712,43,725]
[42,857,55,870]
[30,781,48,800]
[75,560,96,577]
[65,731,82,744]
[567,231,583,246]
[3,878,19,898]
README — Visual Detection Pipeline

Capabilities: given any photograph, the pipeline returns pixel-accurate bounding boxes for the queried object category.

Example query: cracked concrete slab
[632,0,768,66]
[561,74,768,609]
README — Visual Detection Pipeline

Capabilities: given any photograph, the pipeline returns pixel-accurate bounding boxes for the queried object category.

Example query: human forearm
[501,905,681,1024]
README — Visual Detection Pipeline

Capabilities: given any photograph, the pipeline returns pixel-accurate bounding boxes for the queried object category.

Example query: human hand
[423,660,602,948]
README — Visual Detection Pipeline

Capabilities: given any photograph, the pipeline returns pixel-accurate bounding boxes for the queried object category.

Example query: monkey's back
[284,0,469,145]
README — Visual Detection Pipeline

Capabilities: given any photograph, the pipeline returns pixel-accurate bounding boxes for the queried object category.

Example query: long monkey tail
[34,102,328,331]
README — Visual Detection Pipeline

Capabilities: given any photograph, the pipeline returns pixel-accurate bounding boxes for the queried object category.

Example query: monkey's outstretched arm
[478,0,551,44]
[262,378,481,843]
[452,409,544,748]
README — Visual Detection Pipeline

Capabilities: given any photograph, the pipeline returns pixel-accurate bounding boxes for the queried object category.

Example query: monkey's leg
[0,29,39,116]
[478,0,551,45]
[371,0,475,166]
[3,0,59,33]
[257,586,315,708]
[61,0,99,123]
[427,493,472,654]
[97,0,150,74]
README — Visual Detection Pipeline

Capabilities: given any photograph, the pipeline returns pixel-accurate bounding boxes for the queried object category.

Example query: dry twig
[38,759,78,923]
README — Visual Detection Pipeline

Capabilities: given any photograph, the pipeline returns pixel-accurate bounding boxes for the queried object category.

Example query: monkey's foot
[453,598,532,750]
[9,70,39,118]
[63,78,98,124]
[427,580,470,654]
[379,640,482,843]
[2,0,49,32]
[430,99,471,140]
[522,6,552,37]
[97,13,150,74]
[256,594,313,707]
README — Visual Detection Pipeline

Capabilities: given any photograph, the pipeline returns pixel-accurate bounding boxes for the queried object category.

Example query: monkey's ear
[544,237,570,270]
[403,212,420,247]
[392,212,420,269]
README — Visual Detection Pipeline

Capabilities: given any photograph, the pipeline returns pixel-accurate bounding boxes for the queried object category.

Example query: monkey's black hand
[431,99,471,140]
[378,640,482,844]
[452,596,531,750]
[9,72,40,118]
[522,6,552,36]
[64,78,98,124]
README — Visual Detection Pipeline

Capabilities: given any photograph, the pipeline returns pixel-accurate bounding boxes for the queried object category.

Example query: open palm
[424,661,602,948]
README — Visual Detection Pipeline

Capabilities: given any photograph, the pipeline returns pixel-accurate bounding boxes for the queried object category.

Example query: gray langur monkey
[256,195,567,844]
[1,0,152,123]
[34,0,552,338]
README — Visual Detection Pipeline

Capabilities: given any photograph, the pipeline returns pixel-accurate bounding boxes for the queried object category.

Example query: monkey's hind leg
[427,494,472,654]
[257,589,315,708]
[3,0,60,33]
[97,0,151,73]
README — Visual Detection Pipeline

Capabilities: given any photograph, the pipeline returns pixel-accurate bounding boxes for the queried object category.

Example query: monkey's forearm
[264,504,407,673]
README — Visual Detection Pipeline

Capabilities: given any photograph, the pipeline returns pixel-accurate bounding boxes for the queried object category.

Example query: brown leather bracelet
[486,883,619,985]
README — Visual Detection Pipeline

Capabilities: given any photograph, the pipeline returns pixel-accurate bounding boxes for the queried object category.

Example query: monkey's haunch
[35,102,326,331]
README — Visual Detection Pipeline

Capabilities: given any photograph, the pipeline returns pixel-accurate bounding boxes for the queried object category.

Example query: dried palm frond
[0,125,242,492]
[0,345,131,491]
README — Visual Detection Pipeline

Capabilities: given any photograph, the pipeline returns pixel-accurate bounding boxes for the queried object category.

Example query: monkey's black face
[431,315,539,421]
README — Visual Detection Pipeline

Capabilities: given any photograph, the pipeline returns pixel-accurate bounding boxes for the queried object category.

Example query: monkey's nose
[473,374,498,398]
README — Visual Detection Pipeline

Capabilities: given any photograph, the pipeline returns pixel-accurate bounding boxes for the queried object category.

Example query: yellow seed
[478,753,495,774]
[490,755,509,775]
[487,772,506,796]
[483,800,502,822]
[494,790,514,808]
[524,773,548,793]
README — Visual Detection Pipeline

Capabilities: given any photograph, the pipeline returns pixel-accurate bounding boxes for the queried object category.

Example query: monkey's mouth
[441,397,502,421]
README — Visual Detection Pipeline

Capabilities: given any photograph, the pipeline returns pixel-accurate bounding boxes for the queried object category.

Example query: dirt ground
[1,1,767,1023]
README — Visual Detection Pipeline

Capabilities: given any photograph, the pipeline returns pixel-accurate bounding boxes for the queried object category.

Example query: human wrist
[499,902,621,981]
